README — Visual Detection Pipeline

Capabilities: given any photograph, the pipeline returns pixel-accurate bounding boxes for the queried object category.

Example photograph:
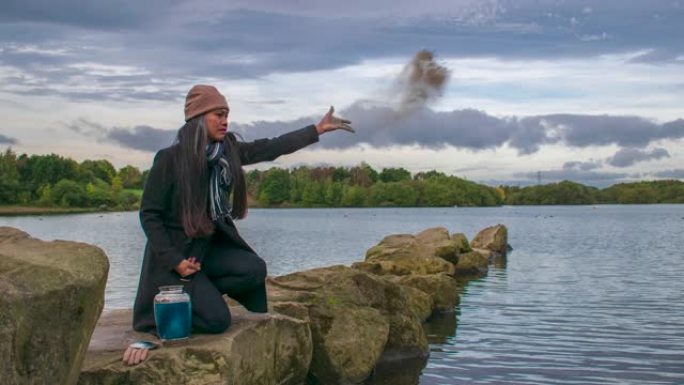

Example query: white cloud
[68,62,150,77]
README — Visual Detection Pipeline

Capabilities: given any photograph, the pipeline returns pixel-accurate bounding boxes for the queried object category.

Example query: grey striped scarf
[206,141,233,222]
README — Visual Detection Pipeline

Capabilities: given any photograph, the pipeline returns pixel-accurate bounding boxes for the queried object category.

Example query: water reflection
[365,355,428,385]
[424,311,459,345]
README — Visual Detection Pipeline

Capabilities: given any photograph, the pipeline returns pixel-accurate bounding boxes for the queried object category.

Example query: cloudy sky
[1,0,683,187]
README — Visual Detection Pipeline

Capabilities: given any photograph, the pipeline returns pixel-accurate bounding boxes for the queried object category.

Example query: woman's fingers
[317,106,354,134]
[132,349,141,365]
[122,347,133,363]
[123,347,146,366]
[339,123,355,133]
[134,348,145,364]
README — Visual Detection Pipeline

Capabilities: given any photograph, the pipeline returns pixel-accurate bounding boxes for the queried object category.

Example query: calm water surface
[2,205,683,384]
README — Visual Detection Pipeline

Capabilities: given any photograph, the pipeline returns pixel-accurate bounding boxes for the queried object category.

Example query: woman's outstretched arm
[236,106,353,165]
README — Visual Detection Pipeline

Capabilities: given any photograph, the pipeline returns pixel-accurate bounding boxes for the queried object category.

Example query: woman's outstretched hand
[316,106,354,135]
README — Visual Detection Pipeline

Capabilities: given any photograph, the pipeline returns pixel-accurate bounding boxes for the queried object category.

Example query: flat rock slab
[79,308,312,385]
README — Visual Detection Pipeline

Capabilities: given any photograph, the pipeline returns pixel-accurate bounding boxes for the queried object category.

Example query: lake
[2,205,683,384]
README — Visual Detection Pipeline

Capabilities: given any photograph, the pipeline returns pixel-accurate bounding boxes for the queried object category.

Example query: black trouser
[189,241,267,333]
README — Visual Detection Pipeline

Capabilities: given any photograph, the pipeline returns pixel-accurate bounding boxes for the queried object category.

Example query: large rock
[449,233,472,255]
[352,256,455,277]
[452,251,489,277]
[354,227,478,277]
[415,228,458,265]
[268,265,429,384]
[0,227,109,385]
[386,274,461,312]
[352,230,456,276]
[470,224,508,255]
[78,308,312,385]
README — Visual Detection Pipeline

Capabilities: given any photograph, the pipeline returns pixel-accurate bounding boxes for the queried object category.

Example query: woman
[123,85,353,365]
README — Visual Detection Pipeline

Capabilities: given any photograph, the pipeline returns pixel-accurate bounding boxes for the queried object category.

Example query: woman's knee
[250,256,267,282]
[196,308,231,334]
[202,318,231,334]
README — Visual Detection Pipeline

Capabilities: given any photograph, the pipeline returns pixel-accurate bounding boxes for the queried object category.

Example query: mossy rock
[453,251,489,277]
[78,309,312,385]
[365,234,420,261]
[268,266,429,384]
[450,233,472,254]
[0,227,109,385]
[471,224,508,255]
[307,305,389,384]
[387,274,461,312]
[352,256,455,277]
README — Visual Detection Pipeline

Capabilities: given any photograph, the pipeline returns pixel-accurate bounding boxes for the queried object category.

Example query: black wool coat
[133,125,319,331]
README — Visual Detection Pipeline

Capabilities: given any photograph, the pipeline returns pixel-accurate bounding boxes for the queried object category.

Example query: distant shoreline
[0,206,127,217]
[3,203,684,217]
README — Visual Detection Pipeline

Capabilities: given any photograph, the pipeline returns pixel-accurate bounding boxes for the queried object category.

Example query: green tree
[36,184,53,206]
[258,168,290,205]
[140,170,150,189]
[332,167,351,182]
[85,179,116,207]
[368,181,418,206]
[81,159,116,184]
[111,176,123,195]
[51,179,87,207]
[0,148,20,204]
[379,167,411,183]
[118,165,142,189]
[301,180,325,206]
[419,179,452,206]
[19,154,79,199]
[341,185,367,207]
[324,181,343,206]
[349,162,378,187]
[414,170,446,180]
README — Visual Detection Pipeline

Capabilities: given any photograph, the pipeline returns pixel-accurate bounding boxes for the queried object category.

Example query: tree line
[1,148,682,209]
[502,180,684,205]
[247,164,503,207]
[0,149,146,209]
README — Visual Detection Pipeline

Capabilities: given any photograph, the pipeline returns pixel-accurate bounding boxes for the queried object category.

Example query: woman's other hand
[175,256,201,277]
[316,106,354,134]
[122,345,149,365]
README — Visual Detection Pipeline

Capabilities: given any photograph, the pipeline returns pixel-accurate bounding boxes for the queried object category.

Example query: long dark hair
[174,115,248,238]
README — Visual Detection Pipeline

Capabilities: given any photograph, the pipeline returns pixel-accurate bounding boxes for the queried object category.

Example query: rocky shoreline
[0,224,508,385]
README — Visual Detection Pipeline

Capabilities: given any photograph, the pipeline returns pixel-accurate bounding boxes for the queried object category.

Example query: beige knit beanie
[184,85,228,121]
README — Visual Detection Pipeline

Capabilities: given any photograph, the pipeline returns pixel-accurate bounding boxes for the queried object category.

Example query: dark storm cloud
[65,118,107,136]
[0,134,18,144]
[232,106,684,154]
[1,0,683,102]
[607,147,670,168]
[66,118,176,152]
[653,169,684,179]
[0,0,177,28]
[107,126,177,152]
[562,160,603,171]
[233,106,513,151]
[541,115,684,148]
